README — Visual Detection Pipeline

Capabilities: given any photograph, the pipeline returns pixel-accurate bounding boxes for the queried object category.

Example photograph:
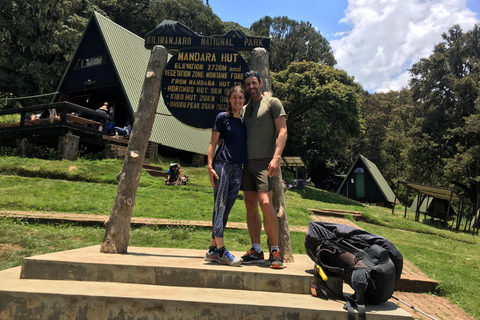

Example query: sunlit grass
[1,156,480,318]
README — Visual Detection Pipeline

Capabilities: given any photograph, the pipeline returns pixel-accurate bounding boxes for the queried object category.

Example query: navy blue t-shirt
[213,112,247,164]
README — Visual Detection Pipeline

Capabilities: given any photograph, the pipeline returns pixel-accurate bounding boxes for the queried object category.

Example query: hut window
[74,55,103,69]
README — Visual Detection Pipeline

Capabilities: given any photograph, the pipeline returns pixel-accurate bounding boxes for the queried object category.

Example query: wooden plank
[0,122,21,128]
[143,164,167,177]
[309,208,362,214]
[104,144,127,159]
[66,113,102,127]
[0,117,60,128]
[145,169,168,178]
[309,208,362,221]
[142,164,163,171]
[102,135,129,145]
[110,145,126,158]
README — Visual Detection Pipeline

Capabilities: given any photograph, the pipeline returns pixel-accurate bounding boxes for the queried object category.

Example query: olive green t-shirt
[240,96,286,160]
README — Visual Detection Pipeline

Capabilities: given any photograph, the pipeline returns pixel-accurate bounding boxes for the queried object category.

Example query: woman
[205,86,247,266]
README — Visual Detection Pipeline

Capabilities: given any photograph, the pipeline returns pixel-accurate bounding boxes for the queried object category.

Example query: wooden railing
[0,102,109,133]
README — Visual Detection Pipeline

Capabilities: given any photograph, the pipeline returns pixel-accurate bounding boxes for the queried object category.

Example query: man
[94,102,110,131]
[240,70,287,269]
[97,102,109,115]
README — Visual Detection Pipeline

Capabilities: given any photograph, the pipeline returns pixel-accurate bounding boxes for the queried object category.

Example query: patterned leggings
[211,161,244,239]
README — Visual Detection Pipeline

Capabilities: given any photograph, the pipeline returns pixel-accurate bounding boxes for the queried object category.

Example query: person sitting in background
[26,114,40,121]
[283,180,294,190]
[39,109,59,120]
[97,102,109,115]
[291,177,312,193]
[94,102,110,131]
[27,109,59,122]
[112,121,132,136]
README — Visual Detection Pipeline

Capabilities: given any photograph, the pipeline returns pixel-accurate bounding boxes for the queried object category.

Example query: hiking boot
[269,250,284,269]
[217,250,242,267]
[204,248,219,262]
[241,247,265,264]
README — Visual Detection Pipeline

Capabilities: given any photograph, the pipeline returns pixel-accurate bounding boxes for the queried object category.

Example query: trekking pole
[391,295,438,320]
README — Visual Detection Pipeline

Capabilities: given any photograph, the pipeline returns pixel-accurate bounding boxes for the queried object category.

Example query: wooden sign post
[100,46,168,253]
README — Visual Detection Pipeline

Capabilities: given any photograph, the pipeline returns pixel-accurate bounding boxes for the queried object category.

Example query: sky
[206,0,480,93]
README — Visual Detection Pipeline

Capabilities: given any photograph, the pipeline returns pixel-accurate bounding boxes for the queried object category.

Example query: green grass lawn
[0,156,479,319]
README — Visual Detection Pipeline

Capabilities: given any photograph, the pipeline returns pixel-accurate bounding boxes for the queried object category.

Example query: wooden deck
[66,114,102,128]
[0,102,109,148]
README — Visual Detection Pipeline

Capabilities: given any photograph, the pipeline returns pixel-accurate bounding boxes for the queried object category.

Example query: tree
[100,0,158,37]
[444,102,480,205]
[101,0,249,38]
[272,61,363,180]
[250,16,336,72]
[101,45,168,253]
[408,24,480,189]
[0,0,232,107]
[222,21,253,36]
[352,89,415,183]
[0,0,98,106]
[149,0,224,36]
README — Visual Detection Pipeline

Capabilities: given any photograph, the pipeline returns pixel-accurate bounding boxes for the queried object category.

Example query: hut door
[354,168,365,198]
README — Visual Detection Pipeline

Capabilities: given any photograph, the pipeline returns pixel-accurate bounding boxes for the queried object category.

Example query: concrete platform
[0,246,413,319]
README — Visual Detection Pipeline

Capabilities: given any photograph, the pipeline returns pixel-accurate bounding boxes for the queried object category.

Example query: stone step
[0,267,411,320]
[143,164,168,177]
[20,246,314,294]
[0,246,413,319]
[145,168,169,177]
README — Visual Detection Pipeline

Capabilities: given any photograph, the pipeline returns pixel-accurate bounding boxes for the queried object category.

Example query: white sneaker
[218,250,242,267]
[204,249,219,262]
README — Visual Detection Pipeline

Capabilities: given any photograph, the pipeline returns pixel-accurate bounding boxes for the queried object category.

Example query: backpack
[304,221,403,320]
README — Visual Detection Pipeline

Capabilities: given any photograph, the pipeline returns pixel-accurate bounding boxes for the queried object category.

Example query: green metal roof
[409,195,432,212]
[93,12,210,155]
[360,155,397,203]
[337,154,398,204]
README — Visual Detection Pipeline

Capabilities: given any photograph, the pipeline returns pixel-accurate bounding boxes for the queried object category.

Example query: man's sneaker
[241,247,265,264]
[269,250,284,269]
[204,248,219,262]
[217,250,242,267]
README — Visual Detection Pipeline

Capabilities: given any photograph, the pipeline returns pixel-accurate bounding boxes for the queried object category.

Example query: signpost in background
[145,21,270,129]
[162,47,249,128]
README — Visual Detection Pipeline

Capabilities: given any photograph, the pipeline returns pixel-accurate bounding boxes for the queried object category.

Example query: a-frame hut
[337,154,398,207]
[53,11,211,159]
[409,194,432,212]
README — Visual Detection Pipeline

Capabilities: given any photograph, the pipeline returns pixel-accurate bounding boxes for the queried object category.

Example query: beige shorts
[240,158,273,192]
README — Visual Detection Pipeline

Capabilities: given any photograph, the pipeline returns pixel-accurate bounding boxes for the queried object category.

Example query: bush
[0,146,15,156]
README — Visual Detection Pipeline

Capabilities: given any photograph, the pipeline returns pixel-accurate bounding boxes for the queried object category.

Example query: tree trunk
[100,46,168,253]
[250,48,271,93]
[251,48,294,262]
[272,172,294,262]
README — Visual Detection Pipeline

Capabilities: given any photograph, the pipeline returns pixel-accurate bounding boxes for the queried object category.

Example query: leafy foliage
[0,0,239,108]
[352,90,415,183]
[0,0,99,106]
[407,24,480,200]
[272,61,363,179]
[350,24,480,208]
[149,0,225,36]
[100,0,157,37]
[250,16,336,71]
